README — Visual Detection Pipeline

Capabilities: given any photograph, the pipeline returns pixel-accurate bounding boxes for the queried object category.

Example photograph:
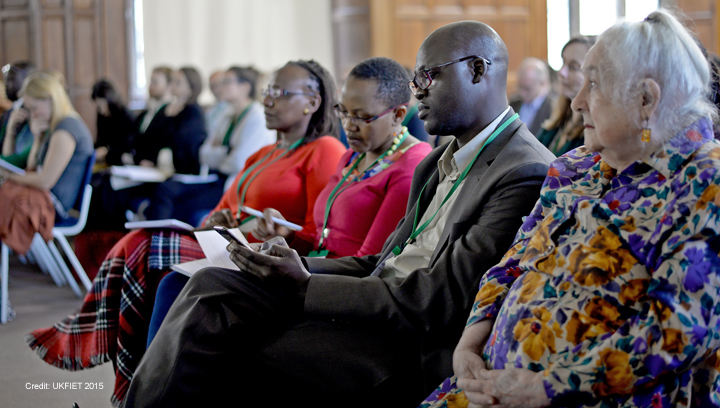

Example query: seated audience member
[26,59,346,407]
[92,79,136,166]
[402,66,431,143]
[204,69,230,136]
[420,10,720,408]
[0,80,11,114]
[0,72,93,308]
[87,67,207,230]
[145,57,432,346]
[536,35,595,156]
[120,21,555,408]
[1,61,36,167]
[509,57,554,136]
[131,65,173,154]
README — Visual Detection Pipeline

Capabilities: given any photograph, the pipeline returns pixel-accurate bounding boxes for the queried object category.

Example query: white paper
[193,228,251,271]
[0,158,25,175]
[110,165,168,182]
[171,173,219,184]
[110,175,144,190]
[171,258,212,277]
[125,219,195,231]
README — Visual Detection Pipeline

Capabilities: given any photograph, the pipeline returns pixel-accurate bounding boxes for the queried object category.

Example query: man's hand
[227,241,310,293]
[251,208,292,241]
[458,368,550,408]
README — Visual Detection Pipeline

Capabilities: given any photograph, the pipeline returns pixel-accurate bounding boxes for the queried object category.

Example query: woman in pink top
[253,57,432,258]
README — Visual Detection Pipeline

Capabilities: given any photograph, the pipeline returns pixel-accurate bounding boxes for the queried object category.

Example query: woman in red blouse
[253,57,432,258]
[26,60,345,407]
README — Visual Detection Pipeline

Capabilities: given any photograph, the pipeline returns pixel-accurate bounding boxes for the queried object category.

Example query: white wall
[141,0,334,104]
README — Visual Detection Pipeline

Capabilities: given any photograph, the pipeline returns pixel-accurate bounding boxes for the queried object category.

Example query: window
[547,0,659,70]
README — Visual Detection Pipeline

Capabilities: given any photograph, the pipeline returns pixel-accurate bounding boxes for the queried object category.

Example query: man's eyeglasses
[262,87,316,99]
[333,103,408,126]
[408,55,491,93]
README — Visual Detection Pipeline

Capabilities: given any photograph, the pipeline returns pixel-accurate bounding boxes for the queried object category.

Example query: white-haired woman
[420,10,720,408]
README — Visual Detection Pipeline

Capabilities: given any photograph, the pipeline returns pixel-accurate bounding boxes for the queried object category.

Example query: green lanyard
[222,104,252,146]
[315,129,409,252]
[235,137,305,219]
[391,113,519,256]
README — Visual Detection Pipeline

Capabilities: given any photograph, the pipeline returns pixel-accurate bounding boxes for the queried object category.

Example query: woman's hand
[458,368,550,408]
[138,159,155,168]
[251,208,293,241]
[29,118,49,138]
[202,209,239,229]
[452,321,495,407]
[7,107,28,130]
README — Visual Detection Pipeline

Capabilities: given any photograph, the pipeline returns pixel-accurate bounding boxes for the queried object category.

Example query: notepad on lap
[170,228,251,277]
[0,158,25,175]
[124,219,195,231]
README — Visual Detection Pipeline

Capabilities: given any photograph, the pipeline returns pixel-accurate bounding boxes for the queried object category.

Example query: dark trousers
[122,267,426,408]
[146,176,225,223]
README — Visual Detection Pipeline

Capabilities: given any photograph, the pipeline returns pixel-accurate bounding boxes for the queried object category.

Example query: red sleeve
[289,136,347,252]
[353,143,432,257]
[209,144,275,216]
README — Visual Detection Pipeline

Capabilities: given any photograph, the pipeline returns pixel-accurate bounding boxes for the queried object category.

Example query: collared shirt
[382,107,511,278]
[517,92,547,127]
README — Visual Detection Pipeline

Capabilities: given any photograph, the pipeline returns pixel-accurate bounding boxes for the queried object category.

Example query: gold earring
[303,108,310,115]
[641,118,651,142]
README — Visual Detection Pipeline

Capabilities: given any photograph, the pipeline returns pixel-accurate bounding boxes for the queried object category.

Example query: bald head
[516,57,550,104]
[419,21,509,91]
[413,21,511,144]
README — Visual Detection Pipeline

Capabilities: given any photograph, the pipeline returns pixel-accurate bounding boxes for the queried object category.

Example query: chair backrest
[70,152,96,212]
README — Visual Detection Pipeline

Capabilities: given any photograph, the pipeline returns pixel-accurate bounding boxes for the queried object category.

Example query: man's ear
[472,58,488,84]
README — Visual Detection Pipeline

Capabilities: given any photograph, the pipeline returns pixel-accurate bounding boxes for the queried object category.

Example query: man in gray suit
[509,57,555,136]
[122,21,555,408]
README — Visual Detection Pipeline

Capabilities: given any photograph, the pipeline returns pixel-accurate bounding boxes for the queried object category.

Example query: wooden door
[0,0,132,137]
[369,0,548,94]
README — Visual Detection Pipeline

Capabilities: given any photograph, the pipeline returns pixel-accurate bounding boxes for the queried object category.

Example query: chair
[45,153,96,295]
[1,153,96,324]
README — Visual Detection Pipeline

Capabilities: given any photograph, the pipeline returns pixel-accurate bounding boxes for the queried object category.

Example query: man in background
[509,57,554,136]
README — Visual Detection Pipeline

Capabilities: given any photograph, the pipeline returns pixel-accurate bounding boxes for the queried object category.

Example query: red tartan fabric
[25,228,204,406]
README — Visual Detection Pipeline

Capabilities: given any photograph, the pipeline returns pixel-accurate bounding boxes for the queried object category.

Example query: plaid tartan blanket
[25,228,204,406]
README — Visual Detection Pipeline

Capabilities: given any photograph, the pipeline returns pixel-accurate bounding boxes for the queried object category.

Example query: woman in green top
[536,36,595,156]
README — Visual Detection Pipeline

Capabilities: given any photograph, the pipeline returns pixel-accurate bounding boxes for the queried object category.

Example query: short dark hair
[91,79,126,113]
[562,35,596,55]
[348,57,411,108]
[227,66,260,98]
[285,60,340,141]
[178,66,203,105]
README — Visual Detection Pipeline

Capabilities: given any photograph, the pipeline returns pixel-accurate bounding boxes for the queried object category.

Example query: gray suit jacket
[509,93,555,136]
[304,109,556,391]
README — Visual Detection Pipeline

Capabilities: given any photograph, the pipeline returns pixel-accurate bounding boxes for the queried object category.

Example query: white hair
[597,9,717,138]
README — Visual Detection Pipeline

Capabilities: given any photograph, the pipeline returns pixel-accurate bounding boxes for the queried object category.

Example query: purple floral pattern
[421,119,720,408]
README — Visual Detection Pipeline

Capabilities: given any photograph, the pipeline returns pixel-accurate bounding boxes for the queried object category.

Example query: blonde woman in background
[0,72,93,255]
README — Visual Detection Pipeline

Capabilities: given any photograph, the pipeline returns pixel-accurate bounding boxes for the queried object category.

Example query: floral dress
[421,118,720,408]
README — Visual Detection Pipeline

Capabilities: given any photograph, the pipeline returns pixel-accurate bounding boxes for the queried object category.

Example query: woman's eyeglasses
[408,55,491,93]
[262,87,316,99]
[333,103,408,126]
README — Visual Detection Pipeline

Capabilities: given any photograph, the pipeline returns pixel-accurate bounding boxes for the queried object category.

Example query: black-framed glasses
[408,55,491,93]
[333,103,409,126]
[262,86,316,99]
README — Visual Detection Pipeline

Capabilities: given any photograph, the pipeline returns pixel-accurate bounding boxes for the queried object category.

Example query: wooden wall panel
[332,0,372,81]
[3,18,31,62]
[366,0,547,96]
[0,0,131,136]
[42,16,66,75]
